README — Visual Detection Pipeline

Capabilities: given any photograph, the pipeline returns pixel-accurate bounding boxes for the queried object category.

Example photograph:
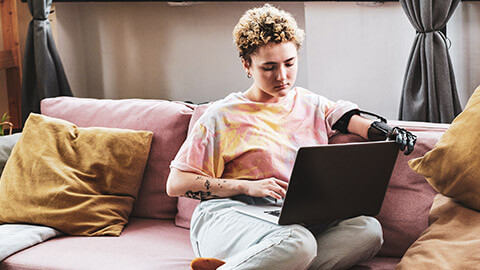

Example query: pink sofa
[0,97,449,270]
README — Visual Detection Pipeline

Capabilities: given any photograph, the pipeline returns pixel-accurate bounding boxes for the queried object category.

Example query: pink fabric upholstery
[41,97,194,219]
[2,218,194,269]
[375,131,443,257]
[330,121,448,257]
[350,256,401,270]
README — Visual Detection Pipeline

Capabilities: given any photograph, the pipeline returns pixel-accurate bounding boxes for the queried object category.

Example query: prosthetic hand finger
[405,133,417,155]
[393,127,417,155]
[395,133,406,151]
[396,128,408,151]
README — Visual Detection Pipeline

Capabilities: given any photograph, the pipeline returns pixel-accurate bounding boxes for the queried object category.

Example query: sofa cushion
[0,133,21,176]
[349,256,400,270]
[330,121,448,257]
[396,194,480,270]
[0,114,152,236]
[41,97,194,219]
[2,218,194,269]
[409,86,480,211]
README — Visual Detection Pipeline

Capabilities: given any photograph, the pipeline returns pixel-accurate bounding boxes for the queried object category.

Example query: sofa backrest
[41,97,194,220]
[329,121,449,257]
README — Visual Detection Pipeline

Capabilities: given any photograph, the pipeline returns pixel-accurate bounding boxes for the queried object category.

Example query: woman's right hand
[242,178,288,200]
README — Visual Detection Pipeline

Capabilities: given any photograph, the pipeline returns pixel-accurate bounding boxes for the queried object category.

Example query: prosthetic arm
[333,109,417,155]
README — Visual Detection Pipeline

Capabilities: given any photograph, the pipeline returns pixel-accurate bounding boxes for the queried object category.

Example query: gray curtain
[21,0,72,125]
[398,0,462,123]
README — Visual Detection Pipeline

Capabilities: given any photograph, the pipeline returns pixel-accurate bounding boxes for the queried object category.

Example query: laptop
[232,141,399,225]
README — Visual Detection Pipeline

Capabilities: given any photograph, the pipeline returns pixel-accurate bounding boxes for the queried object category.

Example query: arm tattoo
[184,190,220,201]
[184,176,219,200]
[204,179,211,190]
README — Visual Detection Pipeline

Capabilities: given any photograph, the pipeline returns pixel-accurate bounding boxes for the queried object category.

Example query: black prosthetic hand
[367,121,417,155]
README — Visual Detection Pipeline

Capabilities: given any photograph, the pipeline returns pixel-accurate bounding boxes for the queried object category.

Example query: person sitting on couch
[167,4,416,270]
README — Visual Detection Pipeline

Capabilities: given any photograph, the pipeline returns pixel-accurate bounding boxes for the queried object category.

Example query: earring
[247,73,252,78]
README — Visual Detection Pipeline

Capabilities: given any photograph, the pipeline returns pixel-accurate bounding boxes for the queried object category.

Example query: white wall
[52,1,480,120]
[449,1,480,107]
[305,1,414,119]
[305,1,480,119]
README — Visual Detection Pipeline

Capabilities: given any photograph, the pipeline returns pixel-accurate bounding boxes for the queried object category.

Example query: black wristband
[367,121,393,141]
[332,109,360,134]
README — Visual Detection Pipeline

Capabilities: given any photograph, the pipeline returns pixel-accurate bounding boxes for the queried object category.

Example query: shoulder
[201,92,243,116]
[294,86,333,105]
[194,92,245,131]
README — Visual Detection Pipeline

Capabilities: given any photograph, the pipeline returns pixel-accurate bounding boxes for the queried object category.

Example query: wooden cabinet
[1,0,22,129]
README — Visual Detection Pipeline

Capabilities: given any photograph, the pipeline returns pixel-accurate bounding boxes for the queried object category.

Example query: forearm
[347,115,373,140]
[166,168,246,200]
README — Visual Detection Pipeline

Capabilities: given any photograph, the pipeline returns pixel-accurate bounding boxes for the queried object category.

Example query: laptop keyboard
[264,210,281,217]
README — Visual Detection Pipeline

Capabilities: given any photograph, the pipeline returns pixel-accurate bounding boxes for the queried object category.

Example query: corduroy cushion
[0,114,152,236]
[41,97,194,219]
[409,86,480,211]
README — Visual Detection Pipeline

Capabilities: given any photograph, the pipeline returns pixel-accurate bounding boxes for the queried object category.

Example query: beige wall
[449,2,480,106]
[3,2,480,120]
[54,1,307,103]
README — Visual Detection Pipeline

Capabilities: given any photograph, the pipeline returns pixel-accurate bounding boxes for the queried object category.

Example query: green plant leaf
[0,112,10,136]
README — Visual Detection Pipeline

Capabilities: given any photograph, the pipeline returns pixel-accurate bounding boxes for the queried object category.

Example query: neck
[244,85,283,103]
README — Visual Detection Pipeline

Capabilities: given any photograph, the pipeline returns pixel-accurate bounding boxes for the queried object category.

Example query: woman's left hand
[241,178,288,200]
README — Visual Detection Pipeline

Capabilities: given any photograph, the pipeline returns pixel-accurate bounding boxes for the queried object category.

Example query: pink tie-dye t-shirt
[170,87,358,183]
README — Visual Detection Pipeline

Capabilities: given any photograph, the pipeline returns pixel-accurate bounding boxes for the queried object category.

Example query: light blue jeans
[190,197,383,270]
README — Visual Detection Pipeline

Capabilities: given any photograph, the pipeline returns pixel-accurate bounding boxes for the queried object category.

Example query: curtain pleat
[398,0,462,123]
[21,0,73,125]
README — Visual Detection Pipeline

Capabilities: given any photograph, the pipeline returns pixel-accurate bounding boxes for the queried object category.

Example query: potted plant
[0,112,13,136]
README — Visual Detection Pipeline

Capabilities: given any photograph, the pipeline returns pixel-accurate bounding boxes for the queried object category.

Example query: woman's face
[243,42,298,103]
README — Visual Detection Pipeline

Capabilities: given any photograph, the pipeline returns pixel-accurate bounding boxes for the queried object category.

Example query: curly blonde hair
[233,4,305,63]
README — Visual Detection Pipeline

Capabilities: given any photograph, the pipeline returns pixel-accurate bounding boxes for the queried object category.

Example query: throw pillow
[396,194,480,269]
[0,133,22,176]
[409,85,480,211]
[0,114,153,236]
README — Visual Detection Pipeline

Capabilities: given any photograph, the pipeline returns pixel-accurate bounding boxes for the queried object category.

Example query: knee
[289,225,318,264]
[352,216,384,252]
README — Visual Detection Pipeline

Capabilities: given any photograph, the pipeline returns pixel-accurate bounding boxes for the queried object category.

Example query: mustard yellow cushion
[0,114,153,236]
[408,85,480,211]
[396,194,480,269]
